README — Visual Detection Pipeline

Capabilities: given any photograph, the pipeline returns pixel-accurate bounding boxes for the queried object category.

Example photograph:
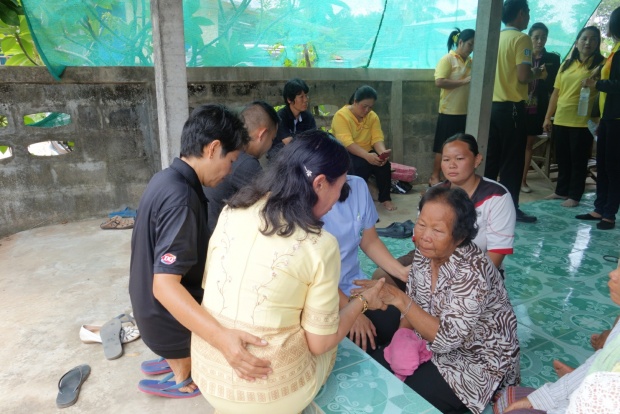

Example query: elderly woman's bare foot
[553,360,575,378]
[381,201,397,211]
[591,330,611,350]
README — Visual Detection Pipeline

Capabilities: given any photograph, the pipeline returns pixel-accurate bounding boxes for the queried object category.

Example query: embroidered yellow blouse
[192,200,341,403]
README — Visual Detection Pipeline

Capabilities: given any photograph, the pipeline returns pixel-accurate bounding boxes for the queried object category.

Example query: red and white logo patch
[161,253,177,265]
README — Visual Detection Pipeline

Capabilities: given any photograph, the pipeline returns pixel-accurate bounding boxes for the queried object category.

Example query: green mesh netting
[21,0,601,80]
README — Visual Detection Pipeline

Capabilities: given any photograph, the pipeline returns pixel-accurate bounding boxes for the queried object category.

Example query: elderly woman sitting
[355,186,520,414]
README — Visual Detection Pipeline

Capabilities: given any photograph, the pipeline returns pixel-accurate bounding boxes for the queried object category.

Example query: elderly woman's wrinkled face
[441,140,481,186]
[414,200,461,263]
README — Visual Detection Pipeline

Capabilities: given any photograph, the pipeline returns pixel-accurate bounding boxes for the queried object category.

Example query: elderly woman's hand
[352,279,406,309]
[357,278,388,311]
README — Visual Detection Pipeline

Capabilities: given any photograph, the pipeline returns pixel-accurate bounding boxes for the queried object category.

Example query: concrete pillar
[150,0,188,169]
[390,80,404,164]
[466,0,503,173]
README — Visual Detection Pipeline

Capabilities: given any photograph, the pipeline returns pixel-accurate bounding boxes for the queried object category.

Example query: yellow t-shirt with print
[435,51,472,115]
[553,59,598,127]
[493,28,533,102]
[331,106,384,152]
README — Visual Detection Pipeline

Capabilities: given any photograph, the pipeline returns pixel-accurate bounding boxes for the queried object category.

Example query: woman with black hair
[578,7,620,230]
[192,130,386,414]
[429,28,475,187]
[331,85,396,211]
[356,186,519,414]
[267,78,317,162]
[543,26,604,208]
[521,22,561,193]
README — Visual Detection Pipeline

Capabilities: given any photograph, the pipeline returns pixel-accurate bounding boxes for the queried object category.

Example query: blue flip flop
[141,357,172,375]
[108,207,137,219]
[138,373,201,398]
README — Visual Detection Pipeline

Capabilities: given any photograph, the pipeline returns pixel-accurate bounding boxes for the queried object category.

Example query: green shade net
[21,0,601,80]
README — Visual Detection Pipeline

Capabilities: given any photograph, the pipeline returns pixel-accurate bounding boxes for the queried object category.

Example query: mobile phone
[379,151,389,160]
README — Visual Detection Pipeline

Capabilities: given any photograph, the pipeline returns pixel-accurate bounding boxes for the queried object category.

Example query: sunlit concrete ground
[0,170,588,413]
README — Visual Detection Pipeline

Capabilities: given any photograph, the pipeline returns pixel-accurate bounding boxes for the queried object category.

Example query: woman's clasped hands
[352,278,405,310]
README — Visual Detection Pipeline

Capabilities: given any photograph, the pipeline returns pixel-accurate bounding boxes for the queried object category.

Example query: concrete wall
[0,67,437,237]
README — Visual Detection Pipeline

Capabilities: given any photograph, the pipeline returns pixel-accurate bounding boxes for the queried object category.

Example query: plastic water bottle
[577,86,590,117]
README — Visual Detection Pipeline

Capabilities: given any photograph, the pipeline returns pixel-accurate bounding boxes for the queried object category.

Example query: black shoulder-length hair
[228,130,351,237]
[560,26,604,73]
[418,186,478,247]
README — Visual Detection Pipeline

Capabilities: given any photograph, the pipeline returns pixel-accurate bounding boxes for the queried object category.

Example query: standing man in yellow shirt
[485,0,546,223]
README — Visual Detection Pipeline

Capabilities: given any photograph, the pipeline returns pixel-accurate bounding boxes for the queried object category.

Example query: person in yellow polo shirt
[579,7,620,230]
[485,0,545,223]
[331,85,396,211]
[542,26,604,208]
[429,28,475,186]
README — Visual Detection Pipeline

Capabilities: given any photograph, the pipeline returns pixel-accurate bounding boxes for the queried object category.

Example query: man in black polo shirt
[485,0,546,223]
[205,101,279,234]
[129,104,272,397]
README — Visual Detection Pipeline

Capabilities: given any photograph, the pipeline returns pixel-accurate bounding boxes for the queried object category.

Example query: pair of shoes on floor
[575,213,616,230]
[376,220,414,239]
[82,312,138,360]
[56,364,90,408]
[80,324,139,345]
[516,209,537,223]
[521,185,532,193]
[139,361,200,399]
[100,215,134,230]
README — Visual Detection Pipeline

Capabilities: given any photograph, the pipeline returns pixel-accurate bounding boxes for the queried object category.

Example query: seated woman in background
[356,186,520,414]
[373,133,516,287]
[191,130,386,414]
[331,85,396,211]
[267,78,317,162]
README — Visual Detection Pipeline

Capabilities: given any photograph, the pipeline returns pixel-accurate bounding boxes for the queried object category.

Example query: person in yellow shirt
[331,85,396,211]
[542,26,604,208]
[429,28,475,186]
[485,0,545,223]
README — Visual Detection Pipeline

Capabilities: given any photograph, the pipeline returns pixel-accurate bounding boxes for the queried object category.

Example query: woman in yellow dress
[192,130,386,413]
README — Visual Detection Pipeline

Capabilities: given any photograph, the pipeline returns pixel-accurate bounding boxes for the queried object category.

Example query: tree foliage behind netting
[19,0,602,79]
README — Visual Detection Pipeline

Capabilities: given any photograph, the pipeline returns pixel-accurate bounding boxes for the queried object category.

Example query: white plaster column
[466,0,503,173]
[150,0,188,169]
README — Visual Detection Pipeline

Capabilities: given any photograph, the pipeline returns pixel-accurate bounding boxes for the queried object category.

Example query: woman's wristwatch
[349,294,368,313]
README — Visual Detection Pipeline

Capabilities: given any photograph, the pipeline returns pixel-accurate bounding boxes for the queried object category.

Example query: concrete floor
[0,170,579,413]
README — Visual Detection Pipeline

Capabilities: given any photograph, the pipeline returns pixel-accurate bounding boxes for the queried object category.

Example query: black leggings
[371,348,468,414]
[349,152,393,203]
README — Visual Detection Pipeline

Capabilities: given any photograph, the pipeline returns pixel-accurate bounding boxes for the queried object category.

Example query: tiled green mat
[313,338,440,413]
[358,192,619,389]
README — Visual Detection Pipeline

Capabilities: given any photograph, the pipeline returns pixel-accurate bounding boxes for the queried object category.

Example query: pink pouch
[383,327,432,381]
[390,163,417,183]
